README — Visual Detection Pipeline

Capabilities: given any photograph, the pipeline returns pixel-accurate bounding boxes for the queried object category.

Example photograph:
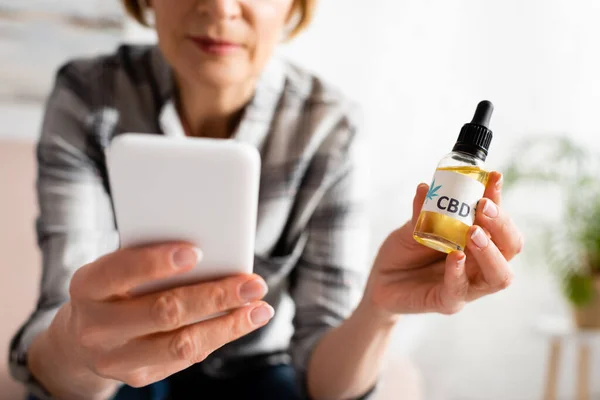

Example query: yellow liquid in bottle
[413,166,489,253]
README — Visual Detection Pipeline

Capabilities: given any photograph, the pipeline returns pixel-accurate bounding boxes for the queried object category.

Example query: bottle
[413,100,494,253]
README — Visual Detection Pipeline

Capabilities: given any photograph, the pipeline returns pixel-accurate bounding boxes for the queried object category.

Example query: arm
[306,176,523,399]
[9,63,121,399]
[289,117,388,400]
[307,298,396,400]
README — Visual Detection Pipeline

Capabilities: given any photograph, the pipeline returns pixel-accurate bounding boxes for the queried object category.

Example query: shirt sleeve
[8,64,120,399]
[288,112,374,399]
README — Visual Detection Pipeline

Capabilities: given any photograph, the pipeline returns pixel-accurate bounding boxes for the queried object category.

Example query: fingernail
[454,253,466,270]
[240,279,268,302]
[471,227,489,249]
[250,304,274,325]
[483,200,499,218]
[496,174,504,190]
[172,247,202,269]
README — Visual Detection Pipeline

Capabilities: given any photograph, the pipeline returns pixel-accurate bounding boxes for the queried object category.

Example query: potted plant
[503,135,600,329]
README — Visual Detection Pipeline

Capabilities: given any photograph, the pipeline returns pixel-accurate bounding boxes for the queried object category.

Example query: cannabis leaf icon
[426,179,442,203]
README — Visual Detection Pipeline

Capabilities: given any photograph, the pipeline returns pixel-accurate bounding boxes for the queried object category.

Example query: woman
[9,0,523,399]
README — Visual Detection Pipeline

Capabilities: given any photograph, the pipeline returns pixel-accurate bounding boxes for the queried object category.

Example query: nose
[196,0,242,20]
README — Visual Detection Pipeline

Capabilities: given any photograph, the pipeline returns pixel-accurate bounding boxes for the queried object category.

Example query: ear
[282,0,300,41]
[139,0,156,27]
[285,0,298,22]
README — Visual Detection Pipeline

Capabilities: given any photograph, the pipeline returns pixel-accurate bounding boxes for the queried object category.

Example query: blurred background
[1,1,600,399]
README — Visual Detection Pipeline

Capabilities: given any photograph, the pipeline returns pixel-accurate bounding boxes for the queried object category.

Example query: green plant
[503,135,600,307]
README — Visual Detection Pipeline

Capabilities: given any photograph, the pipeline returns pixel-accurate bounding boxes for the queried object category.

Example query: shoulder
[274,60,363,165]
[40,45,166,155]
[53,44,165,107]
[56,44,157,85]
[282,60,362,128]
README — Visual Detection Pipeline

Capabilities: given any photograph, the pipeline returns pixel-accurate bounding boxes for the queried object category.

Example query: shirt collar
[150,45,286,150]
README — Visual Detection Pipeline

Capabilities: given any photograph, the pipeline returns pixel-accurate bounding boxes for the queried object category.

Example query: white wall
[276,1,600,399]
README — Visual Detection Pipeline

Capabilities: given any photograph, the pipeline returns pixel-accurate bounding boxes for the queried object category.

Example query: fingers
[466,225,514,292]
[440,251,469,314]
[475,198,524,259]
[98,274,268,342]
[482,171,503,206]
[71,243,201,300]
[411,183,429,225]
[96,302,274,386]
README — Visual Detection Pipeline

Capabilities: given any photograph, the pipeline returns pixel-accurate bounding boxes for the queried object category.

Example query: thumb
[411,183,429,225]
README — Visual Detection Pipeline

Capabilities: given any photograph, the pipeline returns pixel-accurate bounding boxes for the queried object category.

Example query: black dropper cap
[452,100,494,161]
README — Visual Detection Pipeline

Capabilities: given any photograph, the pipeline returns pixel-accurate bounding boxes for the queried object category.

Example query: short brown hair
[121,0,316,39]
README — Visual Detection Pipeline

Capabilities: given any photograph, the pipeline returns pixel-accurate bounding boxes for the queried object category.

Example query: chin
[193,65,249,88]
[176,51,252,88]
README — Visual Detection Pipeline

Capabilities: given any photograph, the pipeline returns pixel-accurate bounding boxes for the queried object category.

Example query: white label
[421,169,485,226]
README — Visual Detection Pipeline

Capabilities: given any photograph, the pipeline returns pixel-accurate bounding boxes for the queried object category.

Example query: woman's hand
[363,172,524,323]
[30,243,273,397]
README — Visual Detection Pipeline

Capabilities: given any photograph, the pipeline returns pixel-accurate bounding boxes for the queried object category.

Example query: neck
[176,76,256,139]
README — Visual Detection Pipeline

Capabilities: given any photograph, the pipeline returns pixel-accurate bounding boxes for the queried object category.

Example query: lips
[188,36,241,55]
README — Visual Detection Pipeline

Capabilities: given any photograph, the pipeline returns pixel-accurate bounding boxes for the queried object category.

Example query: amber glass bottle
[413,101,494,253]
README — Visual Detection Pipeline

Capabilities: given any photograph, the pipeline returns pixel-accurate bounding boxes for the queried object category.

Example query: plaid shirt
[9,45,370,399]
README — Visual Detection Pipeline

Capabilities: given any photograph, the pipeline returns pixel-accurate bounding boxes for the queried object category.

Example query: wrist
[29,307,119,400]
[355,295,401,331]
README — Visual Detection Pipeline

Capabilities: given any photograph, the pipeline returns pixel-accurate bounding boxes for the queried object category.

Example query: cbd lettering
[436,196,479,218]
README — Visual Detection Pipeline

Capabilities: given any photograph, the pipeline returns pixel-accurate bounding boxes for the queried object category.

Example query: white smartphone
[106,133,261,296]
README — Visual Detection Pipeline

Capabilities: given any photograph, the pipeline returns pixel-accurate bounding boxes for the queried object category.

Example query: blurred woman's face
[152,0,294,88]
